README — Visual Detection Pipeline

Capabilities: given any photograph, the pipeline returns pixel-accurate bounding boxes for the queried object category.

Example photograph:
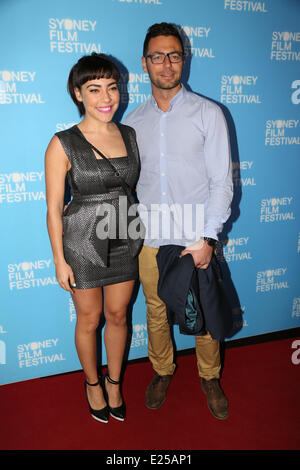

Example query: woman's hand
[55,260,76,293]
[180,240,213,269]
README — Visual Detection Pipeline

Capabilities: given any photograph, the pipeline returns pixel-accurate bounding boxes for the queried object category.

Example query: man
[124,23,233,420]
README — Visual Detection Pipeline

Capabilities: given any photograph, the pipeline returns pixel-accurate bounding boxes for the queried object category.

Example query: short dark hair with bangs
[67,53,120,116]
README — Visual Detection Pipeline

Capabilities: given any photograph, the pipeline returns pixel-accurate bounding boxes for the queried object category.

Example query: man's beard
[150,75,181,91]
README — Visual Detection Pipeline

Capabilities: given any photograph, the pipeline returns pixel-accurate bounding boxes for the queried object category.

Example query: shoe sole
[146,403,164,410]
[207,404,229,420]
[110,412,125,422]
[91,414,108,423]
[145,396,166,410]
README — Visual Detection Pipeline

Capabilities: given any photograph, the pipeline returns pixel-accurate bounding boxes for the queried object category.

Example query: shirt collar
[150,84,186,112]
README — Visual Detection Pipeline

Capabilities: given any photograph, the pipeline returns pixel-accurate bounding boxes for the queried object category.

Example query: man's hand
[180,240,213,269]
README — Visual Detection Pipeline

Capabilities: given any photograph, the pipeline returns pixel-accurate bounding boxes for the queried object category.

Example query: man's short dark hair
[67,53,120,116]
[143,22,184,56]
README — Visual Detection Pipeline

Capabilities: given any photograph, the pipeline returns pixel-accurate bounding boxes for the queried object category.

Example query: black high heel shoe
[103,374,126,422]
[84,379,109,423]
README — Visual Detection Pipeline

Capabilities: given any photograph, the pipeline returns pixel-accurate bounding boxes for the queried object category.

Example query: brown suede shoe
[201,378,229,420]
[145,373,173,409]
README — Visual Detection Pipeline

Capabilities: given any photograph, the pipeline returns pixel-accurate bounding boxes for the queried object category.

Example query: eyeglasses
[145,51,185,64]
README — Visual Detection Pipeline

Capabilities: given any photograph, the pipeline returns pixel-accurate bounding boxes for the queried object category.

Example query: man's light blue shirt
[124,85,233,248]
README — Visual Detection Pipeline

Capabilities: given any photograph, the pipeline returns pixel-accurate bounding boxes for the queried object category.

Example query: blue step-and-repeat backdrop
[0,0,299,385]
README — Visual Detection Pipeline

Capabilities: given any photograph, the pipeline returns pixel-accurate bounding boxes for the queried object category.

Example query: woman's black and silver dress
[55,124,141,289]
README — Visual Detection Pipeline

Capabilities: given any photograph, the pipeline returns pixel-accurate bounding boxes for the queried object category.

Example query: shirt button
[162,192,166,196]
[161,172,165,176]
[161,152,164,157]
[161,133,164,137]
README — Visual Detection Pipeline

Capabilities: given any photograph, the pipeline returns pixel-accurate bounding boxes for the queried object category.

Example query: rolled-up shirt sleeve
[202,102,233,240]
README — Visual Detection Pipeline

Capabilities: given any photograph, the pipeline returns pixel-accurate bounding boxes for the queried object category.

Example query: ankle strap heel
[84,379,109,424]
[103,374,126,421]
[105,374,120,385]
[85,379,100,387]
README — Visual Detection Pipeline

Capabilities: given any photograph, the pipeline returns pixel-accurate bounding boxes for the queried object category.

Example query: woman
[45,53,142,423]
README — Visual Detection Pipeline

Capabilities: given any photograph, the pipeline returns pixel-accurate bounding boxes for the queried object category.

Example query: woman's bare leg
[103,280,135,407]
[72,287,106,410]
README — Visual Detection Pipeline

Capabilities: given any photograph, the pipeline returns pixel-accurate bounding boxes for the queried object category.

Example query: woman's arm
[45,136,75,293]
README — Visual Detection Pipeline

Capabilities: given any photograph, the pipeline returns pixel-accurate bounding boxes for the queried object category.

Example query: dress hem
[73,273,139,290]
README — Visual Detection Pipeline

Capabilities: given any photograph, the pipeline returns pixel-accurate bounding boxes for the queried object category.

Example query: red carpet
[1,337,299,451]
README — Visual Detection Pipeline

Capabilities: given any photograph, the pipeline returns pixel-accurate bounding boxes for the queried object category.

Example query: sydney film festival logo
[271,31,300,62]
[131,324,148,349]
[260,197,295,223]
[182,25,215,59]
[256,267,289,293]
[232,161,256,188]
[49,18,101,54]
[8,260,57,291]
[0,70,45,105]
[119,72,151,106]
[17,339,66,369]
[0,172,45,204]
[220,75,261,104]
[224,0,268,12]
[265,119,300,147]
[218,236,252,263]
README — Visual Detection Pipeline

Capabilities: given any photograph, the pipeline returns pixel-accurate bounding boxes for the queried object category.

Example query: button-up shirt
[123,85,233,248]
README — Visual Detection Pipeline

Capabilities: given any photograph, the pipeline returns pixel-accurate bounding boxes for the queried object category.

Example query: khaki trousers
[139,245,221,380]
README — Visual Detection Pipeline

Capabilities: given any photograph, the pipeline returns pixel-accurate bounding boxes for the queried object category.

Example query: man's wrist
[203,237,216,247]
